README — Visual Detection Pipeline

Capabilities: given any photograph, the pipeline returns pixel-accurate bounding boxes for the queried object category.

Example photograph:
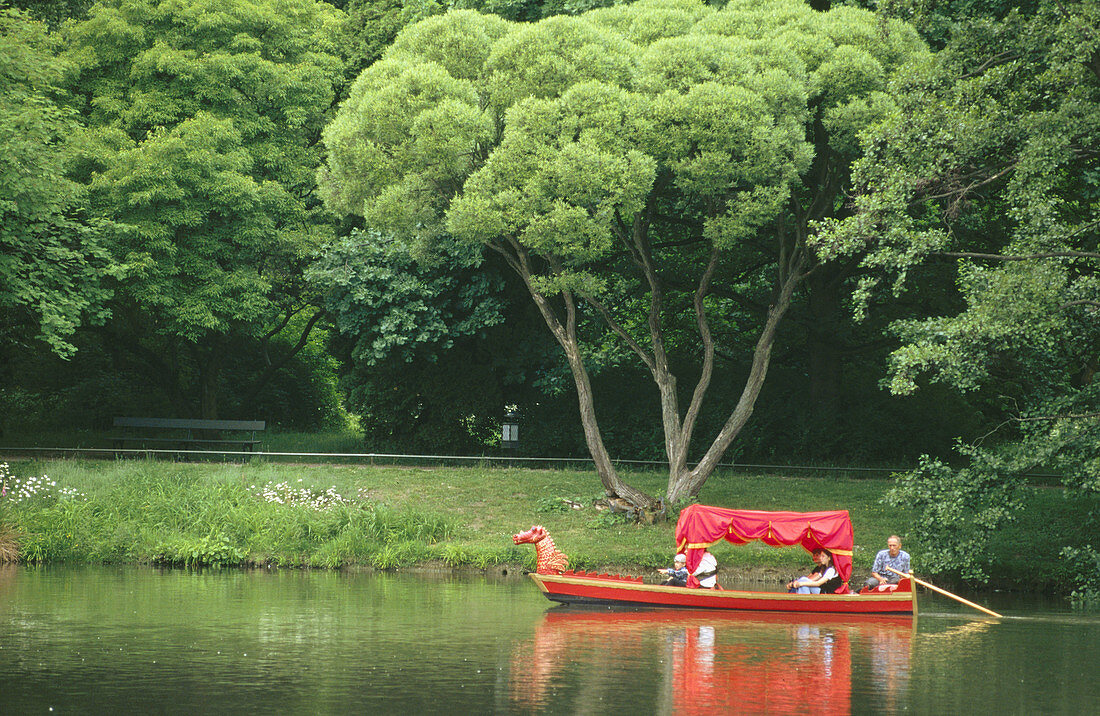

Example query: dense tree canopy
[817,1,1099,588]
[320,0,927,508]
[0,7,114,359]
[63,0,347,417]
[4,0,93,28]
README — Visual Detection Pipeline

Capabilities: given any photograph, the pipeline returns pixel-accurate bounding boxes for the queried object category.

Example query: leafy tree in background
[335,0,618,96]
[314,232,506,366]
[309,230,515,451]
[319,0,927,509]
[321,0,630,452]
[4,0,94,28]
[62,0,347,418]
[313,228,587,455]
[818,1,1099,588]
[0,7,115,360]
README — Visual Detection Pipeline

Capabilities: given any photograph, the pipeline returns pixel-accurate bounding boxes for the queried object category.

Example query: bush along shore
[0,459,1093,598]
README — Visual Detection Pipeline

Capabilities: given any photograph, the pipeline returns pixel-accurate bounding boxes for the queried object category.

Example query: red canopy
[674,504,854,593]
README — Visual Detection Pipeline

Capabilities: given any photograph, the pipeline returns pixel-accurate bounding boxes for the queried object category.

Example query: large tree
[63,0,346,418]
[0,7,114,359]
[320,0,926,509]
[817,1,1099,588]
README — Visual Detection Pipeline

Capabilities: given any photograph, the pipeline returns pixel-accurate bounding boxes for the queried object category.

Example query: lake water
[1,565,1097,714]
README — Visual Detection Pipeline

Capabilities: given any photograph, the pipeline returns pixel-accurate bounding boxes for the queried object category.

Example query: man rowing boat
[864,535,910,590]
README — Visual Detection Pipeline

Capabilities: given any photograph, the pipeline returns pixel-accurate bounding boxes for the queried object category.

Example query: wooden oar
[887,566,1003,618]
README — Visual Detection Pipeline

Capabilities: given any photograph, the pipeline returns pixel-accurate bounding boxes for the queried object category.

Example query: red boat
[514,504,917,615]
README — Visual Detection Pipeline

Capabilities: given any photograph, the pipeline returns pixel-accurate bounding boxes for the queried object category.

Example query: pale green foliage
[388,8,511,80]
[0,7,115,356]
[449,81,659,259]
[319,0,926,501]
[321,0,921,274]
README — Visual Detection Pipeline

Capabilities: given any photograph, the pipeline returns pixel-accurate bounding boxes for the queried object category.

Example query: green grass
[0,460,456,568]
[0,458,1089,594]
[260,428,367,454]
[0,459,915,576]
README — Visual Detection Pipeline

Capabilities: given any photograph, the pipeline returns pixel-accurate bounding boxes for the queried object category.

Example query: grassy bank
[0,458,1091,593]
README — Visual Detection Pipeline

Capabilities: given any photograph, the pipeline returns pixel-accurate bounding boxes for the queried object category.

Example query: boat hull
[529,571,916,615]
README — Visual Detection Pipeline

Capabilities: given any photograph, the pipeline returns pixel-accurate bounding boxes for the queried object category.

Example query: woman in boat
[786,549,841,594]
[693,550,719,589]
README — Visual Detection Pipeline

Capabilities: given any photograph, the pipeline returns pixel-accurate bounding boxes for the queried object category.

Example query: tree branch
[937,250,1100,261]
[489,238,567,346]
[959,51,1022,80]
[1061,300,1100,311]
[923,162,1017,218]
[681,246,721,442]
[243,309,325,405]
[586,295,656,373]
[262,306,301,341]
[1015,411,1100,422]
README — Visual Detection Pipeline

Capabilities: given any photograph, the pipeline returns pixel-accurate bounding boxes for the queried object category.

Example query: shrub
[1060,546,1100,605]
[156,532,247,568]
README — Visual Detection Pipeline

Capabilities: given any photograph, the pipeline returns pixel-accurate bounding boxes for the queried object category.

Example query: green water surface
[0,566,1096,714]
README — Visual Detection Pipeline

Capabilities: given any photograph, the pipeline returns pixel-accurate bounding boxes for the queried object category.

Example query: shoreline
[0,457,1088,596]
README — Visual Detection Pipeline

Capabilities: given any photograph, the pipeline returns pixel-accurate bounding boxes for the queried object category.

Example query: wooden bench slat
[112,438,261,445]
[111,417,265,456]
[113,417,265,431]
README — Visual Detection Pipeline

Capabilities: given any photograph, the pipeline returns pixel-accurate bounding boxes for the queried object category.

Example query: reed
[0,523,18,563]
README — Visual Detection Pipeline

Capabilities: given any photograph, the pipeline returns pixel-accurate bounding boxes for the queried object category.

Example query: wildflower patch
[251,478,350,510]
[0,463,86,503]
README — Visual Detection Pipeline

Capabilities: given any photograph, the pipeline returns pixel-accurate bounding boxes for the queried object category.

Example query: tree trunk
[196,345,223,420]
[666,264,803,505]
[493,240,660,511]
[561,340,659,510]
[598,209,719,509]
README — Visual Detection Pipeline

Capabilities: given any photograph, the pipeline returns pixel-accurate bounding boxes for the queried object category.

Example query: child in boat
[658,553,689,587]
[786,549,840,594]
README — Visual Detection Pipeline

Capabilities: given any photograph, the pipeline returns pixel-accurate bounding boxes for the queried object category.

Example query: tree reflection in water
[510,609,917,714]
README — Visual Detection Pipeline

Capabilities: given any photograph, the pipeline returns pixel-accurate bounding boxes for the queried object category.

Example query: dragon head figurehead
[512,524,568,574]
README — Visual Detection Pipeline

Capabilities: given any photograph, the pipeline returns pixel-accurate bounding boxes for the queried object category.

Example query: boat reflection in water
[510,608,916,714]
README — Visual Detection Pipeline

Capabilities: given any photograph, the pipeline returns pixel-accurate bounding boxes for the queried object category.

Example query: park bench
[111,417,266,455]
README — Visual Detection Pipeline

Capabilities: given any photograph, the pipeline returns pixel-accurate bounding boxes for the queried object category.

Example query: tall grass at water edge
[0,459,914,577]
[1,459,1094,594]
[0,460,457,568]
